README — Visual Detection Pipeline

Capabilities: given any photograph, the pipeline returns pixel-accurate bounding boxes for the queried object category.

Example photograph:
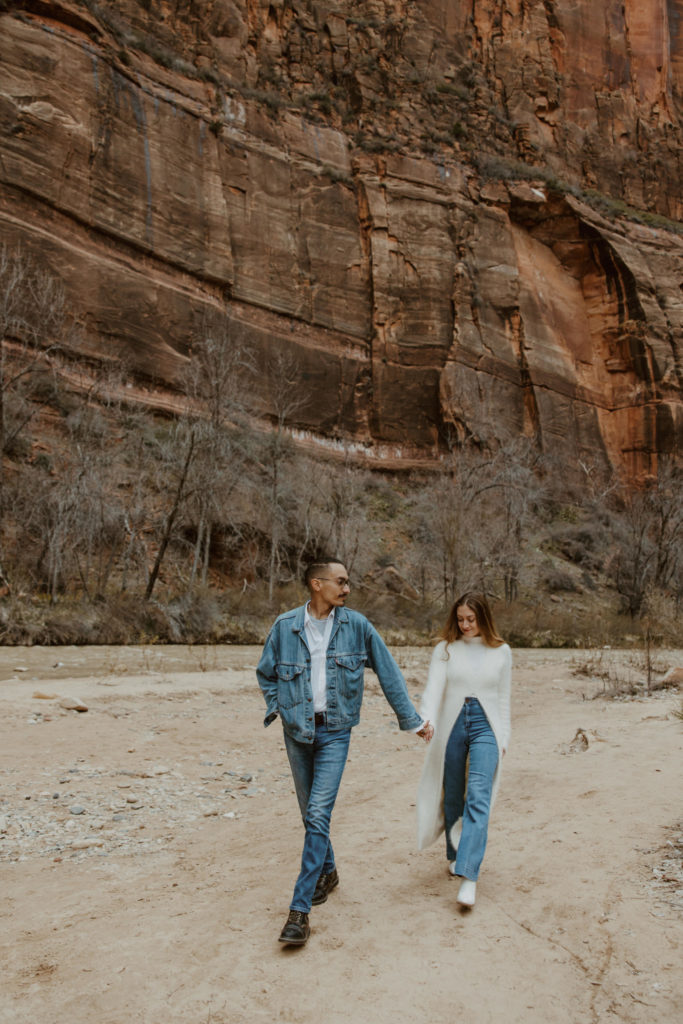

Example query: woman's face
[456,603,480,637]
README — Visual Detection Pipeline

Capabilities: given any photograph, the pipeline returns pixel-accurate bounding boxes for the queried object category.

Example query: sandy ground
[1,643,682,1024]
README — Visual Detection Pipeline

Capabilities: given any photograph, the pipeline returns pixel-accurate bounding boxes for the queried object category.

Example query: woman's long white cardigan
[416,637,512,852]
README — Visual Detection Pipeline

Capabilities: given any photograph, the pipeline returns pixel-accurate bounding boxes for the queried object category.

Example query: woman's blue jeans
[443,697,498,881]
[284,721,352,913]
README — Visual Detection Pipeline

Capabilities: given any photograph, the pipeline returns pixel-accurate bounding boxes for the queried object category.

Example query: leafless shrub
[94,593,169,644]
[164,590,225,643]
[40,608,99,645]
[572,646,678,699]
[0,247,66,586]
[570,649,635,694]
[541,567,581,593]
[608,461,683,616]
[406,438,546,606]
[548,522,605,571]
[572,649,614,680]
[0,597,45,644]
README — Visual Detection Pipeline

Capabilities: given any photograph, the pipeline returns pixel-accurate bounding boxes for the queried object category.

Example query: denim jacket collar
[292,603,349,642]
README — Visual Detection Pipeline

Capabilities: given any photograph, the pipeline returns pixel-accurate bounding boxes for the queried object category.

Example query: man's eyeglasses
[314,577,351,588]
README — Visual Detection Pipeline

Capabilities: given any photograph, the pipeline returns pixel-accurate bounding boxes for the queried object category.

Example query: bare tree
[144,315,255,600]
[477,438,546,603]
[649,460,683,599]
[407,438,546,605]
[71,455,126,601]
[26,454,104,605]
[144,421,197,601]
[409,450,483,605]
[609,461,683,616]
[0,248,65,451]
[0,246,65,585]
[182,318,255,589]
[286,449,379,583]
[259,349,310,600]
[14,365,134,603]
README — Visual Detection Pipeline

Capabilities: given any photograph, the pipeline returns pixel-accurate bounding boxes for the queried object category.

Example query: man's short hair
[304,558,345,587]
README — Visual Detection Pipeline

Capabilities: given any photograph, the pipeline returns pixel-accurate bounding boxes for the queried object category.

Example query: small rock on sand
[59,697,89,713]
[662,667,683,688]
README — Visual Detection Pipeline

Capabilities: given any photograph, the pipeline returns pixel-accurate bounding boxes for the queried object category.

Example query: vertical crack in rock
[0,2,679,473]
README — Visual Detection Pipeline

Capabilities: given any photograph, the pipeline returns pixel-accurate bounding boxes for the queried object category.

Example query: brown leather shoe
[312,867,339,906]
[278,910,310,945]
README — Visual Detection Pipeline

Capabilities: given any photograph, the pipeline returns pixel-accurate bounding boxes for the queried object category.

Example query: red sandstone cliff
[0,0,681,477]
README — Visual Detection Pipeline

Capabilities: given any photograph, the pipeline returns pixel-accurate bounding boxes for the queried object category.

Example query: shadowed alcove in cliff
[439,188,680,480]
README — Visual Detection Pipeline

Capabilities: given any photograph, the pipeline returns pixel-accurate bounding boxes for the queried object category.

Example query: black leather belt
[314,711,327,727]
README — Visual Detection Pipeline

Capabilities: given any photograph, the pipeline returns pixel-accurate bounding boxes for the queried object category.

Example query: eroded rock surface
[0,1,681,476]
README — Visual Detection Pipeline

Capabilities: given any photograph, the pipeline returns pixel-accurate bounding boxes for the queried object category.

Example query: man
[256,557,433,947]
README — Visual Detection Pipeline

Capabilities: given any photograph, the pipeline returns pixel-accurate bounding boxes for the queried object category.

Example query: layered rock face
[0,1,681,478]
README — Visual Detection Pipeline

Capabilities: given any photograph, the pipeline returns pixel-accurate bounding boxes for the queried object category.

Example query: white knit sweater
[416,636,512,851]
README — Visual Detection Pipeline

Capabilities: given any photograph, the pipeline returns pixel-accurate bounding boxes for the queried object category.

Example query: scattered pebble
[0,692,352,864]
[59,697,89,713]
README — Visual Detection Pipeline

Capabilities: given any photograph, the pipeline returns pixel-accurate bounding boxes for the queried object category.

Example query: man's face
[313,563,351,606]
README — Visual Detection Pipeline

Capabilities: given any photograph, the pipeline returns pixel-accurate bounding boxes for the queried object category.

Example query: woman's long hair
[441,592,504,648]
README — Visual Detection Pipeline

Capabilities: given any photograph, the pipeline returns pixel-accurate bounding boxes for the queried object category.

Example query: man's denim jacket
[256,604,422,743]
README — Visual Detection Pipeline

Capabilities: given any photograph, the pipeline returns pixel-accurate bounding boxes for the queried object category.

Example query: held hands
[416,720,434,743]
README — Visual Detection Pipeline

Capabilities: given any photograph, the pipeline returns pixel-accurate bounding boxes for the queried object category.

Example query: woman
[417,592,511,908]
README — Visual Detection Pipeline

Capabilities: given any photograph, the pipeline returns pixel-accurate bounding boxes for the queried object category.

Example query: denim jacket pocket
[334,653,367,699]
[276,663,305,709]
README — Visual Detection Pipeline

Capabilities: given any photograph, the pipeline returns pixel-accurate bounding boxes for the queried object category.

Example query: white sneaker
[448,861,457,876]
[457,879,476,907]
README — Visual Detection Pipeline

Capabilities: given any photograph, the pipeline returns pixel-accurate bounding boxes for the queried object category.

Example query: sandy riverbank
[1,645,682,1024]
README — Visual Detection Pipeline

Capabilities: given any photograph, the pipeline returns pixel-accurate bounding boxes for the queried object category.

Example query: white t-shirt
[304,603,335,713]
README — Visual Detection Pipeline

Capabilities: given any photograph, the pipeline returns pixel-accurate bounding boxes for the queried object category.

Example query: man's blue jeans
[284,721,352,913]
[443,697,499,881]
